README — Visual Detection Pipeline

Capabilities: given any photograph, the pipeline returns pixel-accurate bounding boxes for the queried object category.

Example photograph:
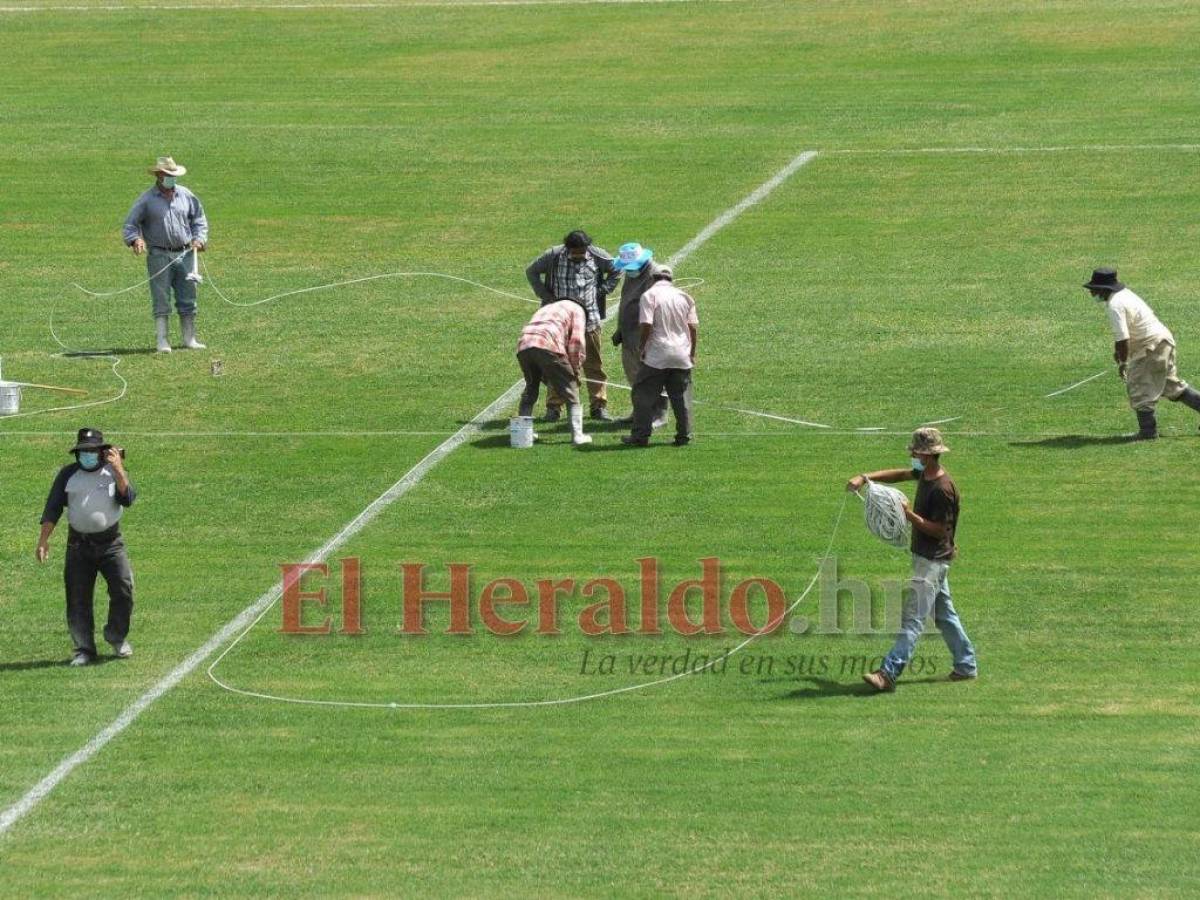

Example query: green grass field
[2,0,1199,895]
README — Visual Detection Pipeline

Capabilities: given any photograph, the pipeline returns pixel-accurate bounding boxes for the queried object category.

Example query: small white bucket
[509,416,535,449]
[0,381,21,416]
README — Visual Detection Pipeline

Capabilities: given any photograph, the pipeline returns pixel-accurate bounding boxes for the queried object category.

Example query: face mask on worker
[160,175,177,190]
[78,451,102,471]
[910,457,925,472]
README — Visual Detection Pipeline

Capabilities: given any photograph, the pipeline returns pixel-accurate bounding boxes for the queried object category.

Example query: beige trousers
[547,329,607,411]
[1126,339,1188,412]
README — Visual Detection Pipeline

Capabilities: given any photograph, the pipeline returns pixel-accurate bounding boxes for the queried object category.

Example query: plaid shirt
[517,300,586,371]
[525,245,620,331]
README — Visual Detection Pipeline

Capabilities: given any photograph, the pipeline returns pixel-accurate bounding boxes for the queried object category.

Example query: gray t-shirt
[42,463,137,533]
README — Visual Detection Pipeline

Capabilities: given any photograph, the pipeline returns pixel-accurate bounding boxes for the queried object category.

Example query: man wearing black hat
[1084,267,1200,439]
[36,428,138,667]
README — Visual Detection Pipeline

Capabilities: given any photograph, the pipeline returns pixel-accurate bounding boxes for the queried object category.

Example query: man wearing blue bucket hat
[613,242,668,427]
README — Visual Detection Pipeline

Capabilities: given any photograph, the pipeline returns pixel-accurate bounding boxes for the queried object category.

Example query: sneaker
[590,407,615,422]
[621,436,649,447]
[948,670,976,682]
[69,651,93,667]
[543,407,562,423]
[862,670,895,692]
[673,436,691,447]
[109,640,133,659]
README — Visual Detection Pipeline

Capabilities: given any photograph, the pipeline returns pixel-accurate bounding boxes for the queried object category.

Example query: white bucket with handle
[509,416,535,449]
[0,381,21,416]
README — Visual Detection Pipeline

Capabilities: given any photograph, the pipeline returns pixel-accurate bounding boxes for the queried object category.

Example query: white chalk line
[0,384,524,839]
[827,144,1200,156]
[206,495,849,710]
[0,0,742,11]
[0,147,821,838]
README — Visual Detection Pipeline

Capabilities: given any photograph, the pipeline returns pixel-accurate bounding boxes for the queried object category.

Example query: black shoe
[1134,409,1157,440]
[543,407,561,423]
[590,407,615,422]
[673,436,691,447]
[621,436,649,447]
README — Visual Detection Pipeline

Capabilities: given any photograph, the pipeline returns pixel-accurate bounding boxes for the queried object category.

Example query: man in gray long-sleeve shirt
[37,428,138,667]
[613,242,668,427]
[526,230,621,421]
[123,155,209,353]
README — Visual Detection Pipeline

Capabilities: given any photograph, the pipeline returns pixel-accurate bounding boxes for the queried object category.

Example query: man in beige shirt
[1084,267,1200,439]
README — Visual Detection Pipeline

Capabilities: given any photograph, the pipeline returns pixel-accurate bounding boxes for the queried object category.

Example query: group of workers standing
[520,231,698,447]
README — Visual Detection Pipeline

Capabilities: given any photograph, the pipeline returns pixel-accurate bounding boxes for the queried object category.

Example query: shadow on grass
[0,656,117,672]
[771,675,955,700]
[62,348,158,358]
[1009,434,1137,449]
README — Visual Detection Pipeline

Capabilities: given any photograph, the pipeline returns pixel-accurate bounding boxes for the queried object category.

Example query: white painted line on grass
[827,144,1200,156]
[0,0,742,11]
[0,147,820,839]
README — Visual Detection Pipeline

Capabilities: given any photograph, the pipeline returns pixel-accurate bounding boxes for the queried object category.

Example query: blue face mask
[161,176,177,189]
[78,451,101,470]
[910,457,925,473]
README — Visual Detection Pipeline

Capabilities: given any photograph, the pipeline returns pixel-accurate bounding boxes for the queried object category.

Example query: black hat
[1083,267,1125,293]
[69,428,108,453]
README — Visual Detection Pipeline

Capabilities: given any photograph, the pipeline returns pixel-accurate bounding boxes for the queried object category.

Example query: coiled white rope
[856,479,911,549]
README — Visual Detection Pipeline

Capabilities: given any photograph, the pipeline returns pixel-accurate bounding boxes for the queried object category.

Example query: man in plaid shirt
[525,230,620,422]
[516,298,593,446]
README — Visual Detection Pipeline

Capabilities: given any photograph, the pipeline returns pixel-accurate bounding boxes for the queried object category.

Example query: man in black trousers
[37,428,138,666]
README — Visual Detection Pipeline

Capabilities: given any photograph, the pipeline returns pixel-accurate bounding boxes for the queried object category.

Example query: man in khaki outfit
[1084,267,1200,439]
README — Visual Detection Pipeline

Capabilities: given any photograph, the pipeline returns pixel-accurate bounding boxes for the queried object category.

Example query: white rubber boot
[570,403,592,446]
[155,316,172,353]
[180,314,206,350]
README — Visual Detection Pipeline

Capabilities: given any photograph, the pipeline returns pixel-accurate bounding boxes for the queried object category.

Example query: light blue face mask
[161,175,177,189]
[910,457,925,473]
[78,451,101,470]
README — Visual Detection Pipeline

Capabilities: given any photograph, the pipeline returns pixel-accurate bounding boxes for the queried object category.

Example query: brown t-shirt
[912,469,959,561]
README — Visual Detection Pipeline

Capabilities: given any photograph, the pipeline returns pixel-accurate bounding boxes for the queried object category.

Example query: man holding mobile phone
[37,428,138,667]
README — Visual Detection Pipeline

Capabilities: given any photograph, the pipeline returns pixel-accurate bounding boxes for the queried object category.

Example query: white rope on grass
[198,256,536,308]
[205,494,851,710]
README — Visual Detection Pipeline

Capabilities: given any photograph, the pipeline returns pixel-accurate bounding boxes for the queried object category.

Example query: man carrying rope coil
[846,428,978,692]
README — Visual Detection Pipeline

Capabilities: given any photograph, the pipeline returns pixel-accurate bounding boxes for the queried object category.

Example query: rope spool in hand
[859,480,911,548]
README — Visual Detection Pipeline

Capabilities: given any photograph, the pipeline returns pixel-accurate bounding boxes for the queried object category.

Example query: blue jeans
[148,248,197,317]
[881,554,977,681]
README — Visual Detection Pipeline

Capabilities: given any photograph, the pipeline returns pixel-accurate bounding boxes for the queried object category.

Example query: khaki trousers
[547,328,607,411]
[1126,339,1188,412]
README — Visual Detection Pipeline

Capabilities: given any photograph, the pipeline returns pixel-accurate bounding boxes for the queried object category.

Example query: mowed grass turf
[1,0,1199,895]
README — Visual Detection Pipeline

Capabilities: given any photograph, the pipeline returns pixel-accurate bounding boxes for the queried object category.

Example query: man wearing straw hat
[36,428,138,667]
[122,155,209,353]
[1083,267,1200,439]
[845,428,978,692]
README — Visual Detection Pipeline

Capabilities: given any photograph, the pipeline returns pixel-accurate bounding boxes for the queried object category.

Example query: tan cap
[908,427,949,455]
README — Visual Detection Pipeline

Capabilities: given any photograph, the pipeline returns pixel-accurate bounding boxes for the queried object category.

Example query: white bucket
[509,416,535,449]
[0,381,21,416]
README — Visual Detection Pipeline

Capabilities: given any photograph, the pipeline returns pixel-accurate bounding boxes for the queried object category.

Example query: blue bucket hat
[614,242,654,273]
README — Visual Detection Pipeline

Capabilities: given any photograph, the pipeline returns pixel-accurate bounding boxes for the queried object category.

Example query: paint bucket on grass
[0,381,21,416]
[509,416,535,448]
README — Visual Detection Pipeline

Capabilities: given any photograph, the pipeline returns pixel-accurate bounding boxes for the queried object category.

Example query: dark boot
[1134,409,1158,440]
[1173,386,1200,422]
